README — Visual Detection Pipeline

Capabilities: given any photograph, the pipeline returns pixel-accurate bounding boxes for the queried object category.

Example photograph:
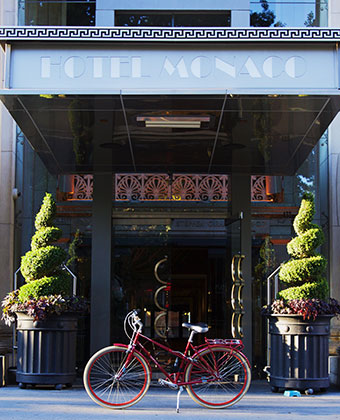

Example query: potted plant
[264,192,340,393]
[1,193,88,389]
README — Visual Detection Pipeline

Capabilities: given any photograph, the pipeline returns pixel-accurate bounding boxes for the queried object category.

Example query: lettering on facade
[40,54,306,80]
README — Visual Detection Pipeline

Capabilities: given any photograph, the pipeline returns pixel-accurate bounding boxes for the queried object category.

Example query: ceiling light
[136,116,210,129]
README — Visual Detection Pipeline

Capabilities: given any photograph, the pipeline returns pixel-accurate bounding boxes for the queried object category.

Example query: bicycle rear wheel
[184,346,251,408]
[83,345,150,409]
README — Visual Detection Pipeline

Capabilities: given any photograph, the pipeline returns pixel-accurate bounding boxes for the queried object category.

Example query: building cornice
[0,26,340,42]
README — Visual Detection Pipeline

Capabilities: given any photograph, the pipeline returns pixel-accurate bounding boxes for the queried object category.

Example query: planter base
[270,376,329,392]
[16,372,76,387]
[16,313,77,387]
[269,314,332,392]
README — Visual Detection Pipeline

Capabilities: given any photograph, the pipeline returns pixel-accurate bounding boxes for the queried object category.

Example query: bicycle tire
[83,345,151,409]
[184,345,251,409]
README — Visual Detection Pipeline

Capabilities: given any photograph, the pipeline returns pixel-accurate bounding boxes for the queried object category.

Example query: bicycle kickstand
[176,386,184,413]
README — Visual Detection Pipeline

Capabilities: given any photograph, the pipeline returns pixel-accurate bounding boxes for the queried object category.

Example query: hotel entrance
[1,25,340,362]
[110,215,242,349]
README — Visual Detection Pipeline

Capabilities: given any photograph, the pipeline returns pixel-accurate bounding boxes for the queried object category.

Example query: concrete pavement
[0,381,339,420]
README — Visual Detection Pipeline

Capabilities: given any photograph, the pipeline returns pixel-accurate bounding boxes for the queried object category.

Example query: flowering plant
[263,298,340,321]
[2,290,88,326]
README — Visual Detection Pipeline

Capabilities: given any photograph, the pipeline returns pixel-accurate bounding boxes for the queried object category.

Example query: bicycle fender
[113,343,153,373]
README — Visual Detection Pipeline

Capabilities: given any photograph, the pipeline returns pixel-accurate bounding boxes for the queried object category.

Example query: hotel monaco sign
[8,44,337,91]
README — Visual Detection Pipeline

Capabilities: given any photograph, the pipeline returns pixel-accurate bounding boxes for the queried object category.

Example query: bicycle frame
[115,326,248,388]
[84,310,252,412]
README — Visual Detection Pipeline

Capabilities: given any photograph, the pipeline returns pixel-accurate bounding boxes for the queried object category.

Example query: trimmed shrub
[278,277,328,301]
[278,192,328,300]
[278,256,327,284]
[18,272,72,302]
[286,227,324,258]
[31,226,62,251]
[21,246,67,282]
[34,193,57,230]
[2,193,87,325]
[19,193,71,298]
[293,194,315,236]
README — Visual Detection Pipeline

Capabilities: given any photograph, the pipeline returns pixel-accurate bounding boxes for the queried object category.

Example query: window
[250,0,328,27]
[115,11,231,27]
[19,0,96,26]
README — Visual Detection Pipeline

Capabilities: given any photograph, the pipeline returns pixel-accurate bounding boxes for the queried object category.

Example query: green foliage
[34,193,56,230]
[66,229,82,267]
[19,193,68,296]
[254,236,276,281]
[68,99,94,165]
[2,193,87,324]
[21,246,67,282]
[287,227,324,258]
[278,277,329,301]
[250,0,275,27]
[279,256,327,284]
[18,271,72,302]
[293,191,315,236]
[278,192,328,301]
[31,226,62,251]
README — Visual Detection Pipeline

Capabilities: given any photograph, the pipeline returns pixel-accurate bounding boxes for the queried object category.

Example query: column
[231,174,252,363]
[91,173,112,354]
[90,106,114,354]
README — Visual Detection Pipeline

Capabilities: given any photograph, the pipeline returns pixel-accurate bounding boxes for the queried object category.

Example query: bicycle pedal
[158,378,178,389]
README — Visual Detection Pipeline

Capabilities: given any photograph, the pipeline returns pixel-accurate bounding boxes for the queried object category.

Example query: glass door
[111,215,242,348]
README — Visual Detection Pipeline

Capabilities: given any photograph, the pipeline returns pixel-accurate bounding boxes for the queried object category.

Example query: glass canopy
[0,93,338,175]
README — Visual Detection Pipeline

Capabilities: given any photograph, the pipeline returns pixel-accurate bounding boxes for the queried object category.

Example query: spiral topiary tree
[277,192,328,301]
[18,193,72,303]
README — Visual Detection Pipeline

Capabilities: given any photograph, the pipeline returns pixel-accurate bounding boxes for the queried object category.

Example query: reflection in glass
[110,219,240,348]
[251,138,328,376]
[19,0,96,26]
[250,0,328,27]
[115,11,231,27]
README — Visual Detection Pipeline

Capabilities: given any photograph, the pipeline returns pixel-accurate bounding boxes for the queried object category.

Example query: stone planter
[16,312,77,389]
[269,314,332,393]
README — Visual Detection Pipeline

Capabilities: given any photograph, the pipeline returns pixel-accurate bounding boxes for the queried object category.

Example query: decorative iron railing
[66,174,273,202]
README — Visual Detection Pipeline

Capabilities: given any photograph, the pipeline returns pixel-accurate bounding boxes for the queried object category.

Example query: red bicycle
[83,310,251,411]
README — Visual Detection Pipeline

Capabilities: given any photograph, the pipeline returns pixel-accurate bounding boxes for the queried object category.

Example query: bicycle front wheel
[184,346,251,409]
[83,345,150,409]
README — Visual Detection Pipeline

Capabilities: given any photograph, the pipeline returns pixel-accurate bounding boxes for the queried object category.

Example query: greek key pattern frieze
[1,27,340,42]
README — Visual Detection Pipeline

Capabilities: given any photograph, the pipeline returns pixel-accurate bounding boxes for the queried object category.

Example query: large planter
[16,312,77,389]
[269,314,332,393]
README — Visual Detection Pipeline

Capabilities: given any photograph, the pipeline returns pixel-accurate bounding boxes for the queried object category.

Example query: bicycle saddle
[182,322,209,333]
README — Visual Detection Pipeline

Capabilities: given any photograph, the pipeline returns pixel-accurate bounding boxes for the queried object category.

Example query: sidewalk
[0,381,339,420]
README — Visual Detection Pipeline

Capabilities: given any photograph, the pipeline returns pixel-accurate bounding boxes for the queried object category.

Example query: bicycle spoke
[84,346,150,408]
[185,346,251,408]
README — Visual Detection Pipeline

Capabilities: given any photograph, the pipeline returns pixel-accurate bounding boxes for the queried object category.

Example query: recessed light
[136,116,210,128]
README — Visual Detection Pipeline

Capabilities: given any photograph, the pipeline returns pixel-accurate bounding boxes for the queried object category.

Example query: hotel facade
[1,0,340,384]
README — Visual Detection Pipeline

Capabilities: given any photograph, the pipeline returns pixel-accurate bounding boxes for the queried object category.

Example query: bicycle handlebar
[132,310,143,328]
[124,309,143,339]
